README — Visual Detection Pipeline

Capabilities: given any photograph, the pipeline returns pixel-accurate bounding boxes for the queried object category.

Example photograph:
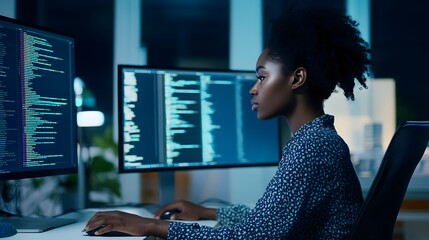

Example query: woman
[84,6,371,239]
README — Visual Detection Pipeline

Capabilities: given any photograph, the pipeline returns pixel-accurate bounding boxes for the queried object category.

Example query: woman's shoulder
[299,123,348,150]
[283,125,349,165]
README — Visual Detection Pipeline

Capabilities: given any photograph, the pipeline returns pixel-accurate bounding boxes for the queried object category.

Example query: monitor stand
[0,184,77,233]
[159,171,176,206]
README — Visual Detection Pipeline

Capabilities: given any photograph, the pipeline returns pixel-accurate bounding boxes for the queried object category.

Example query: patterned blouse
[168,114,363,239]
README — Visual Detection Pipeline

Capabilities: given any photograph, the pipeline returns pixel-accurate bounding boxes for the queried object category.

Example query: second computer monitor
[118,66,281,172]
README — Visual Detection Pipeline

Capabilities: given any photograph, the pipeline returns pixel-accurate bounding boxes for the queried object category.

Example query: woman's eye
[257,76,265,82]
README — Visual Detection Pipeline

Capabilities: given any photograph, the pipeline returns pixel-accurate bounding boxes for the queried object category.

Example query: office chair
[348,121,429,240]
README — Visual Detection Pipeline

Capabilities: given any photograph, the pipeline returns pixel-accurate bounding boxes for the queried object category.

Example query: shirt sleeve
[216,204,251,226]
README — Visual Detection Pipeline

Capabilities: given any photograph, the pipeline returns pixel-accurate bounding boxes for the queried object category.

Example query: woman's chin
[257,112,273,120]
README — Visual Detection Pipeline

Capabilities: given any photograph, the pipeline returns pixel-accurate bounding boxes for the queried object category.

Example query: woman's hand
[154,200,217,221]
[84,210,169,238]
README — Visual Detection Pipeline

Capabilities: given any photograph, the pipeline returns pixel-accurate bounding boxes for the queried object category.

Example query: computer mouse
[85,225,131,237]
[160,208,181,220]
[0,222,17,238]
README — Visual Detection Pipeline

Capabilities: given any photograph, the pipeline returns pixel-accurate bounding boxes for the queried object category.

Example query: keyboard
[1,217,77,233]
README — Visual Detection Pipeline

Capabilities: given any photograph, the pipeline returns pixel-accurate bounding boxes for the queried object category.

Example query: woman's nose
[249,83,258,95]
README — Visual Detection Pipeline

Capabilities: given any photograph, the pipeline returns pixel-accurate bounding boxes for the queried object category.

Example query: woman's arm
[217,204,252,226]
[153,200,251,225]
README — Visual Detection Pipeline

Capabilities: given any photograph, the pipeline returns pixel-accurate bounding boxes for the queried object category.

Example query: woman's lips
[251,100,258,111]
[253,104,259,111]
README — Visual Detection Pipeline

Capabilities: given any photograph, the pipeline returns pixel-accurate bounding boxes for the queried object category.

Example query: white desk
[8,206,218,240]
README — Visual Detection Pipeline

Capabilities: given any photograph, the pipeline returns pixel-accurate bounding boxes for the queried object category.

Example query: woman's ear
[291,67,307,90]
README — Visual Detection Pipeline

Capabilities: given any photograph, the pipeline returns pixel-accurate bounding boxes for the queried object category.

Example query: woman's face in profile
[250,49,296,120]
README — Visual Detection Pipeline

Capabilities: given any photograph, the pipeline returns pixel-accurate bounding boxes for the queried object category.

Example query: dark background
[370,0,429,124]
[16,0,429,136]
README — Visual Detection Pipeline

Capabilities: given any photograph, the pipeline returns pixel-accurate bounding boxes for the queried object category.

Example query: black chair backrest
[348,121,429,240]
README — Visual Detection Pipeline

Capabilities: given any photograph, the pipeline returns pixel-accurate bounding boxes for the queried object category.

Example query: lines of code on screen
[0,19,75,175]
[121,68,280,171]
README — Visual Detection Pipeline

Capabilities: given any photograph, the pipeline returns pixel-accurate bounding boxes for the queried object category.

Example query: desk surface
[7,206,218,240]
[397,210,429,221]
[10,207,429,239]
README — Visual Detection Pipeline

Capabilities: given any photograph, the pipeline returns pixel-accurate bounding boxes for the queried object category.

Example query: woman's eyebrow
[256,66,265,73]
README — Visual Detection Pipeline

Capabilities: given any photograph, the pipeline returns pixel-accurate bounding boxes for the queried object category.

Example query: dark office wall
[17,0,114,127]
[141,0,229,69]
[263,0,346,48]
[371,0,429,123]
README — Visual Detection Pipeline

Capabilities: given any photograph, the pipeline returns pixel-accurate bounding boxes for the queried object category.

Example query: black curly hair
[266,7,371,101]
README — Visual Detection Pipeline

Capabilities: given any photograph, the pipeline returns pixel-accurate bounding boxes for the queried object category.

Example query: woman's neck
[285,97,324,134]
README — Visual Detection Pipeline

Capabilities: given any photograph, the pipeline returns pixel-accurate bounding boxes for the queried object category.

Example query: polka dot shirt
[168,115,363,239]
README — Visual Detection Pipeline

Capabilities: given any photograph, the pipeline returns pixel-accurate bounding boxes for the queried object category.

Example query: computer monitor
[0,15,77,180]
[0,15,77,231]
[118,65,282,203]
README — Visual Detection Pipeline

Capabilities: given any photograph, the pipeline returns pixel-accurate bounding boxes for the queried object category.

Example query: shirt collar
[291,114,334,139]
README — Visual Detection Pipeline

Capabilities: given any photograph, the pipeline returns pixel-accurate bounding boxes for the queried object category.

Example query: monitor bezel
[0,15,78,180]
[117,64,283,173]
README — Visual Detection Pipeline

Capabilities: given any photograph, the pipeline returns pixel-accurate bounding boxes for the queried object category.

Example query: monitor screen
[0,16,77,180]
[118,65,281,172]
